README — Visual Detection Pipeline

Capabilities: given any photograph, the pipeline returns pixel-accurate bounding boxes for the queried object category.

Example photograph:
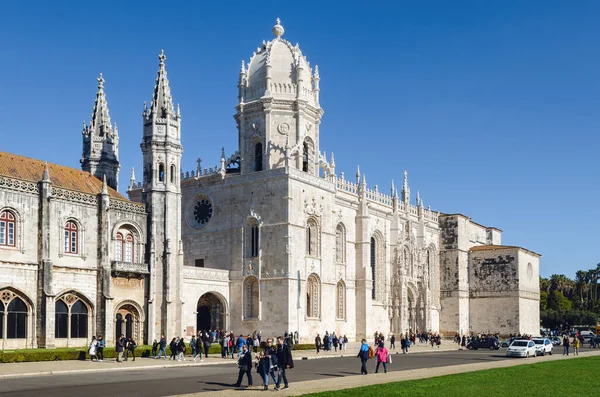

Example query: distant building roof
[0,151,127,201]
[470,244,541,257]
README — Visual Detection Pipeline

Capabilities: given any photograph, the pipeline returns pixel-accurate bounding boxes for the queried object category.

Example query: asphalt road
[0,348,594,397]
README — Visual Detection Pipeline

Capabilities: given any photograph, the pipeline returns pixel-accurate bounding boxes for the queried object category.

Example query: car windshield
[533,340,544,345]
[512,341,528,347]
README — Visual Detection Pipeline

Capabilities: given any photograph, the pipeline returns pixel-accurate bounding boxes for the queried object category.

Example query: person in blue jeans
[156,335,168,359]
[236,334,247,358]
[260,339,278,390]
[357,339,369,374]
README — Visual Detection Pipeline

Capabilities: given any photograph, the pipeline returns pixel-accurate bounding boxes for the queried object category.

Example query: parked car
[532,338,553,356]
[550,337,562,346]
[467,337,500,350]
[506,340,537,358]
[501,337,519,348]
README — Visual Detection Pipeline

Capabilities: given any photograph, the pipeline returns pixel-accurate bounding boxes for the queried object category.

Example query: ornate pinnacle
[42,161,50,182]
[356,165,361,179]
[314,65,320,79]
[221,147,226,160]
[97,73,104,90]
[272,18,284,38]
[391,179,395,196]
[158,49,166,65]
[240,60,246,73]
[330,152,335,167]
[101,174,108,195]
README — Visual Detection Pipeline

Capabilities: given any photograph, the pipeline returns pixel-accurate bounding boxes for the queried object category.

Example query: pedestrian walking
[375,342,389,373]
[177,337,186,361]
[259,339,278,390]
[390,334,396,350]
[233,344,253,388]
[157,335,168,359]
[195,333,203,361]
[275,336,293,390]
[116,334,125,363]
[563,335,570,355]
[152,339,158,357]
[573,336,580,355]
[88,336,98,362]
[96,335,105,362]
[170,337,178,360]
[315,334,321,354]
[190,335,197,360]
[203,331,211,358]
[357,339,370,375]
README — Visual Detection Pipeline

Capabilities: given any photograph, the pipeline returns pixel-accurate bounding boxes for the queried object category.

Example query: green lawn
[302,356,600,397]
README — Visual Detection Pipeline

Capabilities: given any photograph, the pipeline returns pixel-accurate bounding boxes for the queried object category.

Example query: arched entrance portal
[114,301,144,343]
[197,293,225,332]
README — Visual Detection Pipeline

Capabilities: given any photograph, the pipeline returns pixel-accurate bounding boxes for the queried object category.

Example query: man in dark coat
[116,334,125,363]
[233,344,253,387]
[202,330,211,358]
[275,336,293,390]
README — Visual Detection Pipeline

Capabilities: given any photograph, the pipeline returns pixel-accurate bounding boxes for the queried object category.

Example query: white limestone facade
[0,19,542,349]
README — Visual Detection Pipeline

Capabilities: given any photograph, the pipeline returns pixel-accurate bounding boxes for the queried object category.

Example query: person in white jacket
[88,336,98,362]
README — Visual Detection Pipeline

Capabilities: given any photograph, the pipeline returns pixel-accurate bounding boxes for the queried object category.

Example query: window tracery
[244,276,259,319]
[307,273,320,318]
[335,223,346,264]
[336,280,346,320]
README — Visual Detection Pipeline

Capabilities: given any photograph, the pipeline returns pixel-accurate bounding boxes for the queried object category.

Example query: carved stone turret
[81,74,120,191]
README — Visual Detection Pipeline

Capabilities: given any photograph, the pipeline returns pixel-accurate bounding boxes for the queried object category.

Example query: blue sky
[1,1,598,278]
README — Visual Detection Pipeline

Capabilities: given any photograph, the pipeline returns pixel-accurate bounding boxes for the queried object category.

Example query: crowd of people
[314,331,349,353]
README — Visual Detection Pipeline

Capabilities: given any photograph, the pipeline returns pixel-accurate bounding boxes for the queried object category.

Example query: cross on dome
[272,18,284,38]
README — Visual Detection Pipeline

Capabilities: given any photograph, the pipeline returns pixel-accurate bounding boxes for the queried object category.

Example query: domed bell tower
[235,19,323,175]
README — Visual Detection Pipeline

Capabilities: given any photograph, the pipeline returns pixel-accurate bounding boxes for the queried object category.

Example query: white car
[532,338,553,356]
[506,340,537,358]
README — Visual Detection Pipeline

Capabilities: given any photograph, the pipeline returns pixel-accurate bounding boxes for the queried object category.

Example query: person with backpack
[275,335,293,390]
[375,342,389,373]
[357,339,370,375]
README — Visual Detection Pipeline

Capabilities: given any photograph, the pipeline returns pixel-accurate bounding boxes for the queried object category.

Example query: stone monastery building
[0,20,540,349]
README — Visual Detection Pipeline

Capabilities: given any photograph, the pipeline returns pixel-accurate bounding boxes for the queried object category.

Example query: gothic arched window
[55,300,68,338]
[335,223,346,264]
[244,276,259,319]
[0,210,16,247]
[307,274,321,318]
[306,218,320,257]
[371,233,385,302]
[7,296,27,339]
[336,280,346,320]
[125,235,134,263]
[302,142,309,172]
[255,143,263,172]
[245,219,260,258]
[158,163,165,182]
[55,294,89,339]
[64,221,78,254]
[115,233,123,261]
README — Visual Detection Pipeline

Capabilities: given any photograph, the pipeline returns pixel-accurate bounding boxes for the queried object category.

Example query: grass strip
[301,356,600,397]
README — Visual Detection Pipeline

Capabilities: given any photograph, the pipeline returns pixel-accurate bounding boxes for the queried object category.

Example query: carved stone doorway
[197,293,225,332]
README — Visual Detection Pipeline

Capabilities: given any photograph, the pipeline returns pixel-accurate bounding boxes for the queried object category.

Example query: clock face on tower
[194,199,213,226]
[186,194,214,230]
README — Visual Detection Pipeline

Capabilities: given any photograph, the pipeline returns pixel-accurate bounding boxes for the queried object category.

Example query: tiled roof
[470,245,541,257]
[0,151,127,200]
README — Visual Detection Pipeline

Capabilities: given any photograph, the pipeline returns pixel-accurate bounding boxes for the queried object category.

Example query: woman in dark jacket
[169,338,178,360]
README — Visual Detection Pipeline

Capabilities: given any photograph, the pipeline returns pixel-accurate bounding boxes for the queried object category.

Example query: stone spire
[150,50,176,118]
[81,73,120,191]
[128,167,136,191]
[101,174,108,195]
[42,161,50,182]
[402,170,410,205]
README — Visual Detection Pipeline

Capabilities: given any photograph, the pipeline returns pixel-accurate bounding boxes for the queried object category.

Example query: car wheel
[468,345,473,350]
[541,351,545,356]
[549,350,552,355]
[489,346,495,351]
